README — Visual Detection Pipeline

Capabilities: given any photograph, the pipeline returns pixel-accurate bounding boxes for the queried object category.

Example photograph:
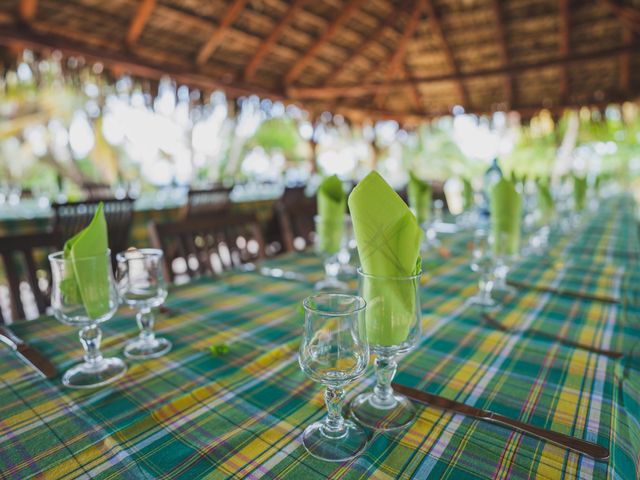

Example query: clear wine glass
[116,248,171,359]
[469,229,496,308]
[299,293,369,462]
[492,231,518,298]
[314,216,348,291]
[350,270,422,431]
[49,251,127,388]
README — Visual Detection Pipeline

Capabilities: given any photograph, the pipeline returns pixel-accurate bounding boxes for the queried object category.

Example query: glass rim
[356,267,422,281]
[303,293,366,316]
[49,249,112,262]
[116,248,164,261]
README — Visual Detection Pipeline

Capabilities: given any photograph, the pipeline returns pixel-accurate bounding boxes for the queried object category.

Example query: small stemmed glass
[117,248,172,359]
[492,231,518,298]
[299,293,369,462]
[469,229,496,308]
[350,270,422,431]
[314,216,348,291]
[49,251,127,388]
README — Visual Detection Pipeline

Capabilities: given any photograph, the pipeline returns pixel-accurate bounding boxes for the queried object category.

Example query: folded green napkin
[462,178,474,211]
[61,203,111,319]
[348,171,422,346]
[490,178,522,256]
[536,178,554,223]
[316,175,346,254]
[407,172,432,225]
[573,175,587,211]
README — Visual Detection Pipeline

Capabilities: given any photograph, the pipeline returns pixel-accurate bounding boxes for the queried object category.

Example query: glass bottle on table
[299,293,369,462]
[49,251,127,388]
[350,270,422,431]
[116,248,172,359]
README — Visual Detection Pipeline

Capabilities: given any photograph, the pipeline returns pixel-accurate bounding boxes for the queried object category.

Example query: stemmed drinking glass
[469,229,496,308]
[299,293,369,462]
[49,251,127,388]
[116,248,171,359]
[350,270,422,431]
[492,231,518,298]
[314,216,348,291]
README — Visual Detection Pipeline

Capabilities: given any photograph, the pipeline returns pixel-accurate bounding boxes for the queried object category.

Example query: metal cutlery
[0,326,57,379]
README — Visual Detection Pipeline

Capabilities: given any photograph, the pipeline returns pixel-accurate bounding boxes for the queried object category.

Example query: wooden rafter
[126,0,156,46]
[244,0,306,81]
[374,1,422,108]
[420,0,469,108]
[490,0,513,108]
[401,64,425,114]
[18,0,37,24]
[287,41,640,99]
[283,0,367,85]
[559,0,570,100]
[620,25,633,91]
[600,0,640,33]
[196,0,248,66]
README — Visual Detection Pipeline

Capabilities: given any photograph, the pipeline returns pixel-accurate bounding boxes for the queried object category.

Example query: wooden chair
[275,187,316,252]
[148,214,265,283]
[52,198,135,259]
[186,185,233,218]
[0,231,60,324]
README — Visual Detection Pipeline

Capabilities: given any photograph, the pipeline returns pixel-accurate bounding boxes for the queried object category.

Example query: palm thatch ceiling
[0,0,639,123]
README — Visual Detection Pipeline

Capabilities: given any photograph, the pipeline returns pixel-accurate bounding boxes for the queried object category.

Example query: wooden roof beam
[287,41,640,99]
[401,64,426,114]
[374,1,422,108]
[600,0,640,30]
[283,0,367,85]
[490,0,514,108]
[420,0,469,108]
[196,0,248,66]
[620,25,634,91]
[243,0,306,81]
[18,0,37,24]
[559,0,570,100]
[126,0,156,47]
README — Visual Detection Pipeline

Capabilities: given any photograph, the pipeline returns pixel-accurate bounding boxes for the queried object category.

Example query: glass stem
[324,256,339,281]
[372,355,398,408]
[136,308,156,344]
[322,386,346,437]
[79,324,104,366]
[479,269,493,302]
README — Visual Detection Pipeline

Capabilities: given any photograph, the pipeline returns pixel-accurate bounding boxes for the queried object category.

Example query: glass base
[124,337,172,360]
[492,283,517,299]
[62,357,127,389]
[302,419,368,462]
[350,391,416,431]
[314,278,348,292]
[469,293,496,308]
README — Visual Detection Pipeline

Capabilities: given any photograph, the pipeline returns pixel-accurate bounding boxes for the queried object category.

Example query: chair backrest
[275,193,317,253]
[81,182,113,200]
[0,231,60,323]
[186,185,233,218]
[148,214,265,283]
[53,198,135,256]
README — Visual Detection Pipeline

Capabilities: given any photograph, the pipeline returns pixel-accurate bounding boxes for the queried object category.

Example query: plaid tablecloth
[0,196,638,479]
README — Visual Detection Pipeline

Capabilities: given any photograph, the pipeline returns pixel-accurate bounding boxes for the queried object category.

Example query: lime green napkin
[61,203,111,319]
[407,172,432,225]
[490,178,522,256]
[536,178,554,223]
[573,175,587,211]
[348,171,422,346]
[462,178,474,211]
[316,175,346,254]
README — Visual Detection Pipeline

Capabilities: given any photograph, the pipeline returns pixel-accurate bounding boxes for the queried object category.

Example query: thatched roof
[0,0,639,123]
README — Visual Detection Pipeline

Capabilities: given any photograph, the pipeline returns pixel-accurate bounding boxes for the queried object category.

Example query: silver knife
[239,263,308,282]
[392,382,609,461]
[0,326,57,379]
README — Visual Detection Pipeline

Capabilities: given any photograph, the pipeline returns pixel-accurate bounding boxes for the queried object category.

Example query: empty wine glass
[314,216,348,291]
[49,251,127,388]
[469,229,496,308]
[350,270,422,431]
[492,231,518,298]
[117,248,171,359]
[299,293,369,462]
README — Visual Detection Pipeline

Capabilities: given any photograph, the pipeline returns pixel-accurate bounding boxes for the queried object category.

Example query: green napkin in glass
[316,175,346,254]
[348,171,422,346]
[573,175,587,211]
[61,203,111,319]
[462,178,474,211]
[407,172,432,225]
[536,177,554,223]
[490,178,522,256]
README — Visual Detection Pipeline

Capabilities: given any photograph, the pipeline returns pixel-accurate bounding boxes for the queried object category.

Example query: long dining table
[1,195,638,479]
